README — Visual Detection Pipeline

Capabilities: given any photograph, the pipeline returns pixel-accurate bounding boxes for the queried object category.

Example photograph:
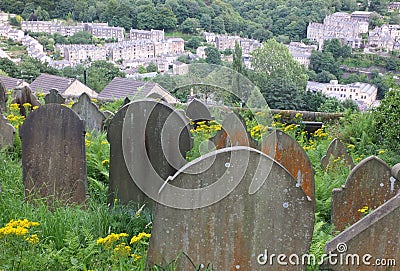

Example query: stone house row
[286,42,318,67]
[55,37,184,66]
[203,32,261,56]
[21,21,124,41]
[307,80,378,109]
[367,24,400,51]
[307,12,370,49]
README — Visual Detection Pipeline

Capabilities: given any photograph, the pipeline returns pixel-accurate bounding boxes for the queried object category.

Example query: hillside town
[1,4,400,110]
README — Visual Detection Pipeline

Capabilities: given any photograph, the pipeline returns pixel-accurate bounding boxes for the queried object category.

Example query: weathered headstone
[261,130,315,205]
[321,138,355,171]
[147,146,315,270]
[331,155,399,231]
[44,88,65,104]
[147,92,166,102]
[11,86,41,117]
[323,194,400,271]
[19,104,87,205]
[212,112,258,149]
[392,163,400,181]
[0,114,15,149]
[107,104,145,205]
[71,93,106,132]
[185,98,213,121]
[0,80,7,113]
[121,99,192,204]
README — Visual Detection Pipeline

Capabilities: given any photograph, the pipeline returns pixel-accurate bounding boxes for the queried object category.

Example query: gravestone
[71,93,106,132]
[323,194,400,271]
[0,80,7,113]
[185,98,213,121]
[331,155,399,231]
[321,138,355,171]
[19,104,87,205]
[44,88,65,104]
[147,92,167,102]
[261,130,315,205]
[147,146,315,270]
[121,99,192,204]
[0,114,15,149]
[107,104,146,205]
[11,86,41,117]
[392,163,400,181]
[211,112,258,149]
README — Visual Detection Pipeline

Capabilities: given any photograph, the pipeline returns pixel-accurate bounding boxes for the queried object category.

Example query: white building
[307,80,378,109]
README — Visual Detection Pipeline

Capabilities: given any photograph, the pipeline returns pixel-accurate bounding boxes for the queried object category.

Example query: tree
[138,65,147,74]
[35,6,50,21]
[0,58,19,78]
[205,46,221,65]
[156,5,177,31]
[200,14,212,31]
[309,50,341,78]
[250,39,308,109]
[180,18,200,34]
[69,31,93,44]
[315,70,337,83]
[86,61,125,92]
[232,41,243,74]
[185,37,202,51]
[146,62,158,73]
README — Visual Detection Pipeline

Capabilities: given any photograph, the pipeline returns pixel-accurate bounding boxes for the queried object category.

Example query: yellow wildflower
[32,106,39,110]
[130,232,151,244]
[357,206,369,214]
[114,243,131,257]
[132,254,142,261]
[102,159,109,165]
[22,103,31,107]
[378,149,386,155]
[97,233,128,249]
[101,140,108,145]
[26,234,39,244]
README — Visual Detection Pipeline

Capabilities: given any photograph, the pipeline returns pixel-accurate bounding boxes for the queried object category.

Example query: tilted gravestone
[321,138,354,171]
[0,80,7,113]
[331,156,399,231]
[147,146,315,270]
[211,112,258,149]
[72,93,106,132]
[392,163,400,181]
[323,194,400,271]
[121,99,192,205]
[11,86,41,117]
[185,98,213,122]
[0,114,15,149]
[19,104,87,205]
[261,130,315,205]
[44,88,65,104]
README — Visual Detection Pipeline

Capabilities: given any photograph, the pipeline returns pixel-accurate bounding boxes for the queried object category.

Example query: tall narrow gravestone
[0,114,15,149]
[72,93,105,132]
[185,98,213,122]
[331,156,399,231]
[19,104,87,205]
[147,147,315,270]
[211,112,258,149]
[261,130,315,205]
[323,194,400,271]
[321,138,354,171]
[121,99,192,205]
[44,88,65,104]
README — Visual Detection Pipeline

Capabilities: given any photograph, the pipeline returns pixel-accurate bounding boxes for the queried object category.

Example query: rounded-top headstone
[44,88,65,104]
[186,98,213,121]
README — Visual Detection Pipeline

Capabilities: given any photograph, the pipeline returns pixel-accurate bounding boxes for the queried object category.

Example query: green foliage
[180,18,200,34]
[146,62,158,73]
[205,46,221,65]
[69,31,94,45]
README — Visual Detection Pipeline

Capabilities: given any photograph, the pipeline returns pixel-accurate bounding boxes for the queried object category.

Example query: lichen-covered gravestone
[44,88,65,104]
[212,112,258,149]
[261,130,315,205]
[321,138,354,171]
[0,114,15,149]
[72,93,105,132]
[185,98,213,122]
[147,146,315,270]
[19,104,87,205]
[331,155,399,231]
[323,194,400,271]
[121,99,192,205]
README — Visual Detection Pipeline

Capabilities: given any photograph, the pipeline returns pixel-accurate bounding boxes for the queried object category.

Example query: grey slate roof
[29,73,74,94]
[0,75,24,90]
[98,77,157,100]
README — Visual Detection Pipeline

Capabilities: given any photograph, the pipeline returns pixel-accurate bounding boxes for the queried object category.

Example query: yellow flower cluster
[22,102,32,107]
[191,120,222,134]
[101,159,109,165]
[10,103,19,110]
[132,254,142,261]
[113,242,131,257]
[347,144,355,149]
[37,92,45,98]
[313,127,328,138]
[283,123,298,133]
[96,233,129,249]
[0,219,40,244]
[378,149,386,155]
[358,206,369,214]
[101,140,108,145]
[85,139,92,147]
[250,124,268,140]
[130,232,151,244]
